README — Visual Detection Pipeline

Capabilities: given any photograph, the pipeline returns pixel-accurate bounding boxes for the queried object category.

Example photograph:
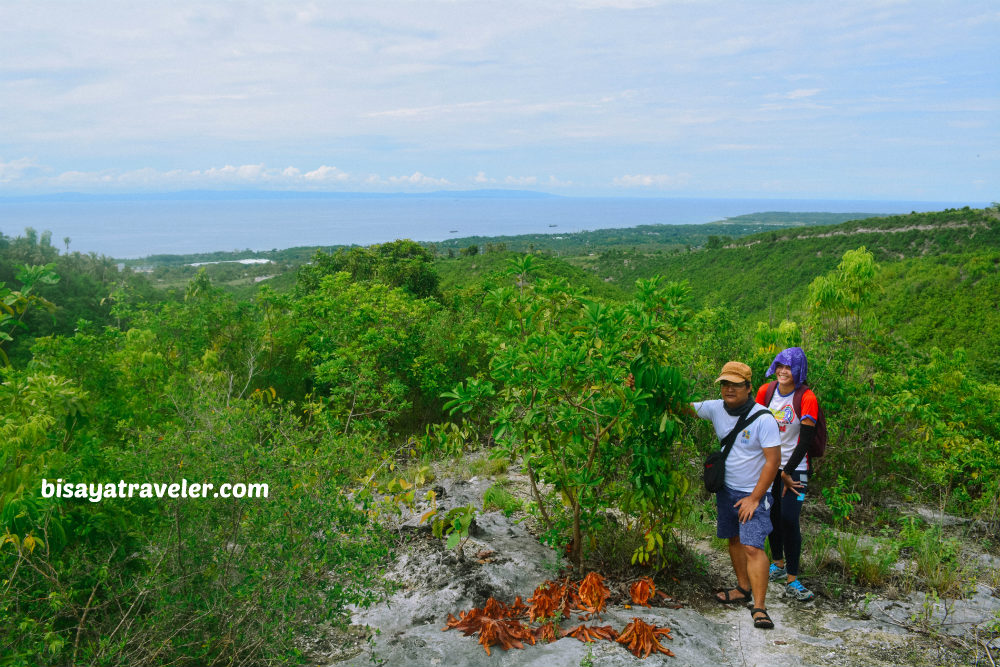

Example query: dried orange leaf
[507,595,528,619]
[442,602,531,656]
[629,577,656,607]
[578,572,611,615]
[527,580,575,621]
[617,617,675,659]
[533,621,559,643]
[562,623,619,643]
[483,597,508,618]
[476,617,530,656]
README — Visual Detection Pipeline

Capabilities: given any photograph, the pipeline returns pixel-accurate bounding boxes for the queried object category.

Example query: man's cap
[716,361,751,384]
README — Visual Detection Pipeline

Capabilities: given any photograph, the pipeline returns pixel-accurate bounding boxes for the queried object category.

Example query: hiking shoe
[785,579,815,601]
[768,563,786,582]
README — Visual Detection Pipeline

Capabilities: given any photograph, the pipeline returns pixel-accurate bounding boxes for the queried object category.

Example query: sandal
[751,607,774,629]
[714,585,750,604]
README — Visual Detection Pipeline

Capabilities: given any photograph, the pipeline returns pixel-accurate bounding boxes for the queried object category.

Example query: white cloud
[472,172,553,187]
[613,173,690,188]
[203,164,270,181]
[784,88,821,99]
[387,171,451,187]
[304,165,349,182]
[53,170,116,186]
[365,101,498,120]
[706,144,773,152]
[0,157,38,183]
[0,2,995,201]
[1,162,447,191]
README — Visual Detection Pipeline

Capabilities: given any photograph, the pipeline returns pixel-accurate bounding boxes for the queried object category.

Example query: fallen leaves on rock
[617,617,675,658]
[629,576,681,609]
[442,608,532,656]
[527,578,577,622]
[562,623,619,643]
[533,621,559,643]
[577,571,611,617]
[630,577,657,607]
[443,571,677,659]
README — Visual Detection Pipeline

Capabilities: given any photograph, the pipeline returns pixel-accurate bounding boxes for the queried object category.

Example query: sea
[0,193,985,259]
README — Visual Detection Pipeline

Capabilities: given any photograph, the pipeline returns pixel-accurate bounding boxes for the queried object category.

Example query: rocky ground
[315,476,1000,667]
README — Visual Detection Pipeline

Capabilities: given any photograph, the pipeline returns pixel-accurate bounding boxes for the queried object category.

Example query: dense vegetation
[2,205,999,664]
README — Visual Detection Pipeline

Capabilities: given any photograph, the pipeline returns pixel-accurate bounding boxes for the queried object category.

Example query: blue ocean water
[0,194,983,259]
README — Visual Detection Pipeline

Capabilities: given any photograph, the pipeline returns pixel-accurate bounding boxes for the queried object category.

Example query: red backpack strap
[764,381,778,406]
[792,385,805,419]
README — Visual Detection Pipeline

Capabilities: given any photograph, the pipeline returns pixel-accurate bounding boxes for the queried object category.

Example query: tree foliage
[444,257,691,571]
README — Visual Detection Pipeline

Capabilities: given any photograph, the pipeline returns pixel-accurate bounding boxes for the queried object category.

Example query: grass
[483,484,523,516]
[805,528,838,573]
[468,456,510,479]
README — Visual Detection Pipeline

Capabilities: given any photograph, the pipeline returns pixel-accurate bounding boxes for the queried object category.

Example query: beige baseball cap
[716,361,752,384]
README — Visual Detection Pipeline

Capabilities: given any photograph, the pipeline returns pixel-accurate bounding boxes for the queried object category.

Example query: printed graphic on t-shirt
[770,404,794,432]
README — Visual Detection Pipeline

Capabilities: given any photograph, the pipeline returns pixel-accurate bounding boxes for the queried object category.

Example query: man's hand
[734,495,760,523]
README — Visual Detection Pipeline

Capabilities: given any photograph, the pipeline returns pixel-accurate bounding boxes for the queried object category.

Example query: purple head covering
[766,347,808,388]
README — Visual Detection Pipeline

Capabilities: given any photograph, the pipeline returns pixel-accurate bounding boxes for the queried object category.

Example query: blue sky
[0,1,996,201]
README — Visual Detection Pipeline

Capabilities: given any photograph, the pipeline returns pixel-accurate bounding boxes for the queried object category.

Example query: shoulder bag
[703,409,768,493]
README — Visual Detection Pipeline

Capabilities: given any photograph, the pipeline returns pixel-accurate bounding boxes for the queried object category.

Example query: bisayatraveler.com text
[42,478,269,503]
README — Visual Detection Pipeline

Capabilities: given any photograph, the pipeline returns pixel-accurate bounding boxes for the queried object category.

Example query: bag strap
[792,384,806,418]
[718,408,768,461]
[763,381,778,406]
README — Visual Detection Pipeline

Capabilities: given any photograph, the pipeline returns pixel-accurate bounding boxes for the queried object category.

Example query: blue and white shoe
[768,563,786,582]
[785,579,815,601]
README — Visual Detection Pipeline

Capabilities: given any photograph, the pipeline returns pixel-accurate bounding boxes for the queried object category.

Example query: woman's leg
[781,470,806,578]
[767,473,784,566]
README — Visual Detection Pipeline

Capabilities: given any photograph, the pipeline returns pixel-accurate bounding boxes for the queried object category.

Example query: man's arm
[735,445,779,523]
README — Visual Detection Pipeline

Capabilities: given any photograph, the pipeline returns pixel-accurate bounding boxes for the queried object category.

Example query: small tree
[808,246,879,340]
[445,258,691,572]
[0,264,59,366]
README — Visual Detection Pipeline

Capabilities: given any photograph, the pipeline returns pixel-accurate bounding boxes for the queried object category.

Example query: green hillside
[2,206,1000,665]
[432,211,884,255]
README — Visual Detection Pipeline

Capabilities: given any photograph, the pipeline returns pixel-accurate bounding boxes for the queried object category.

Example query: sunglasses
[720,380,749,388]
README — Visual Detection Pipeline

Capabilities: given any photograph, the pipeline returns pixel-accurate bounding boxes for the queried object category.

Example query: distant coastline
[0,192,988,259]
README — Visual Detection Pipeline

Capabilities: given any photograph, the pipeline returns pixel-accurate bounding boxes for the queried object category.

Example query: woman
[756,346,819,602]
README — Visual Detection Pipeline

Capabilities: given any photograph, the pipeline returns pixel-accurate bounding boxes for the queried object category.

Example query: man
[692,361,781,629]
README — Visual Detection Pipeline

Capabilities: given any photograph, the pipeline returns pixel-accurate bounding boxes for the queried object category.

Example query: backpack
[763,381,828,458]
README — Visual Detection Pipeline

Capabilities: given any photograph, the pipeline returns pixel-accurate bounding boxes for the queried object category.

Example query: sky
[0,1,997,201]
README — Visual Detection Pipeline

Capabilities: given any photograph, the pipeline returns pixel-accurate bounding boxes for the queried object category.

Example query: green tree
[444,260,691,571]
[0,264,59,366]
[291,272,439,434]
[808,246,879,339]
[297,239,440,299]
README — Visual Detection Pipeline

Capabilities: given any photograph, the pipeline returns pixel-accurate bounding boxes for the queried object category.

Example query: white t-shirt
[693,400,781,492]
[762,388,810,471]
